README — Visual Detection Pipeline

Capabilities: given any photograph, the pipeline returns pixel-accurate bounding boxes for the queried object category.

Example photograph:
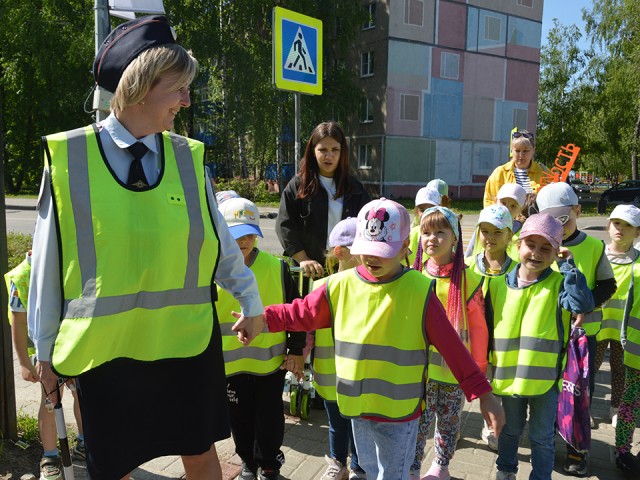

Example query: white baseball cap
[609,204,640,228]
[415,187,441,207]
[477,204,513,231]
[218,197,263,239]
[497,183,527,208]
[536,182,579,219]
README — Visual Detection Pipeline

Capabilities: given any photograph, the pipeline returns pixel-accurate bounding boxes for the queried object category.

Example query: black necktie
[127,142,149,188]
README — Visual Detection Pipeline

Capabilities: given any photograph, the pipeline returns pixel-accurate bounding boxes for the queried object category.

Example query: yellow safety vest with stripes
[327,268,432,419]
[488,272,570,396]
[555,235,605,336]
[46,126,219,377]
[218,251,287,376]
[423,267,483,385]
[310,277,338,400]
[4,257,31,321]
[465,253,516,297]
[598,256,636,342]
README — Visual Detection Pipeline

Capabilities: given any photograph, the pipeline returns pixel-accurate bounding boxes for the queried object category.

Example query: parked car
[568,178,591,194]
[600,180,640,205]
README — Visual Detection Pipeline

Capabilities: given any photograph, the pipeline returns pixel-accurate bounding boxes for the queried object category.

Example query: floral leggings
[615,367,640,454]
[410,380,464,474]
[595,340,625,408]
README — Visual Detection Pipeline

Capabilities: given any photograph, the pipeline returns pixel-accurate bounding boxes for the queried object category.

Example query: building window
[360,97,374,123]
[513,108,528,130]
[358,144,373,169]
[440,52,460,80]
[484,15,502,41]
[478,147,494,171]
[361,51,374,77]
[400,94,419,121]
[518,0,533,7]
[404,0,424,27]
[363,3,376,30]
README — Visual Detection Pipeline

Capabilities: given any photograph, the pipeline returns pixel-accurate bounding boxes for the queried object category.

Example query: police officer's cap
[93,15,176,93]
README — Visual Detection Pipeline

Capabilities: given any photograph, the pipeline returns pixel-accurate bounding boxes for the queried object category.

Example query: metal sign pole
[94,0,111,121]
[295,92,301,175]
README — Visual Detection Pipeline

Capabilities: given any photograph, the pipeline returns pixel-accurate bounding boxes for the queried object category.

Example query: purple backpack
[557,327,591,452]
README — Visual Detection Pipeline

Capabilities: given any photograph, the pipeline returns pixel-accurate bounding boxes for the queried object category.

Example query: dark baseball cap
[93,15,176,93]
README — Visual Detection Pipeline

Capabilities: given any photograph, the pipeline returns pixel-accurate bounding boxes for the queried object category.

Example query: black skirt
[76,321,230,480]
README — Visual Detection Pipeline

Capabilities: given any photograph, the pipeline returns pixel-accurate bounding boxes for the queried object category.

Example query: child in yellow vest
[216,198,306,480]
[411,206,488,480]
[464,204,516,452]
[315,218,366,479]
[234,198,505,480]
[595,205,640,473]
[5,251,85,480]
[487,214,594,480]
[408,186,442,266]
[536,182,616,475]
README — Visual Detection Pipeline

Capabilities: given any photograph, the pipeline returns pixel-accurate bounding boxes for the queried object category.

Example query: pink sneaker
[421,463,450,480]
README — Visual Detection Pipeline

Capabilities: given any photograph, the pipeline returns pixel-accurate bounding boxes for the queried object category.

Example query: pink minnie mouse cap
[519,213,563,250]
[350,198,411,258]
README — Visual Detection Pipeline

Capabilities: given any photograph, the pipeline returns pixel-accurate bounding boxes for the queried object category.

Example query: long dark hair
[296,121,352,200]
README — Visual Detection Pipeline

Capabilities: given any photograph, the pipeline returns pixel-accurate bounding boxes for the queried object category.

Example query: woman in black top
[276,122,370,279]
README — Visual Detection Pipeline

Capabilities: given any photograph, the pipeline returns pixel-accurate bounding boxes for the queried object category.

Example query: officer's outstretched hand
[479,392,505,439]
[231,312,266,345]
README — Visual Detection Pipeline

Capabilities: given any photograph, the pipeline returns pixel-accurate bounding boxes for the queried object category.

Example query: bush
[214,178,280,204]
[7,232,32,270]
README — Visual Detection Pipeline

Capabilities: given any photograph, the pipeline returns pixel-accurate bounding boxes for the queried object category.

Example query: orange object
[539,144,581,187]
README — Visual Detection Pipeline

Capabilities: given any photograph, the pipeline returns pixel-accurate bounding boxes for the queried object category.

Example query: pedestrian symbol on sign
[285,28,315,74]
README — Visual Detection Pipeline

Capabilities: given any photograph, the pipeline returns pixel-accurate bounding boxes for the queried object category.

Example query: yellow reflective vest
[556,235,605,336]
[46,126,219,376]
[218,250,287,376]
[310,277,338,400]
[598,255,636,342]
[423,266,483,385]
[489,271,570,396]
[327,268,432,420]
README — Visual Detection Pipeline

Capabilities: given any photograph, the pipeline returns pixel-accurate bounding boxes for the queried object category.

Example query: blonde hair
[325,248,339,275]
[111,44,197,113]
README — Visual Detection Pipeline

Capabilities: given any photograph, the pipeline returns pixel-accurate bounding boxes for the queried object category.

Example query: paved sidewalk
[11,348,639,479]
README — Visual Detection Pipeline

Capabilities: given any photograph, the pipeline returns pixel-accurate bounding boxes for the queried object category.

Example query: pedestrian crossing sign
[273,7,323,95]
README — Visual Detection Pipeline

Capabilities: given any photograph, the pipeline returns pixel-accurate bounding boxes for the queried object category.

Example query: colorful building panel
[437,2,467,49]
[423,78,463,139]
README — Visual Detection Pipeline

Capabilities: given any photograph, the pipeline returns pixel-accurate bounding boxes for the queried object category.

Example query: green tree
[0,0,94,193]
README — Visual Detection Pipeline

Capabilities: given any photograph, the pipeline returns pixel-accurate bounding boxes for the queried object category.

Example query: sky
[541,0,592,50]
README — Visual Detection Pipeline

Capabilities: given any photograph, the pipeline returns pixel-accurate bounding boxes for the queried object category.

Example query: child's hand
[281,354,305,380]
[479,392,505,439]
[556,247,572,262]
[19,362,39,383]
[36,361,61,404]
[573,313,585,328]
[231,311,266,345]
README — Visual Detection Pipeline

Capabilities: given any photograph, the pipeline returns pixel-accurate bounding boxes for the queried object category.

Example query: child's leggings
[594,339,626,408]
[615,367,640,454]
[410,380,464,474]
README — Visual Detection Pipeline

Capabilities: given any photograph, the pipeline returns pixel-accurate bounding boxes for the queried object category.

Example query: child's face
[415,203,434,219]
[518,235,557,276]
[608,219,640,247]
[421,223,456,262]
[478,222,511,255]
[498,198,523,220]
[336,245,361,270]
[235,234,257,262]
[358,240,408,282]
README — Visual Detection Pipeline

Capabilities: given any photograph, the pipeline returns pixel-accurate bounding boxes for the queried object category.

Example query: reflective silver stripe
[335,340,426,367]
[63,131,210,319]
[628,316,640,330]
[313,371,335,387]
[66,128,97,298]
[219,322,269,336]
[600,319,622,331]
[63,286,211,319]
[169,134,204,290]
[492,364,559,381]
[493,336,561,354]
[337,377,422,400]
[627,340,640,356]
[314,345,335,359]
[605,299,626,310]
[223,342,286,362]
[583,310,602,325]
[430,351,448,368]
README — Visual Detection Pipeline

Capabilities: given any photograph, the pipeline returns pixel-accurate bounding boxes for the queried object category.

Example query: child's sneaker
[238,463,256,480]
[421,462,450,480]
[615,451,640,473]
[39,456,62,480]
[257,468,280,480]
[321,455,348,479]
[495,471,516,480]
[481,426,498,451]
[72,439,86,461]
[563,452,588,477]
[610,406,619,428]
